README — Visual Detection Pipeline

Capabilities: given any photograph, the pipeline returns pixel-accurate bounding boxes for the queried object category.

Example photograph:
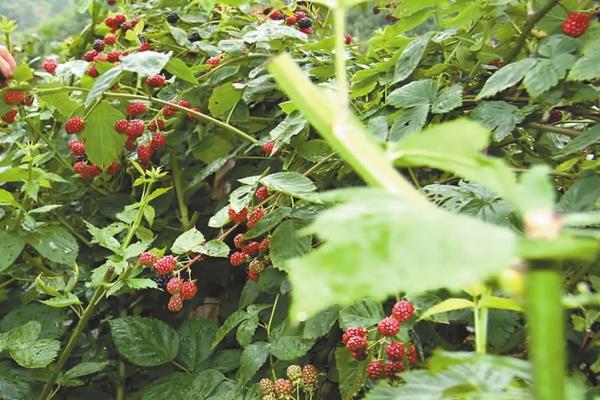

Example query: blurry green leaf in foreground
[286,189,517,320]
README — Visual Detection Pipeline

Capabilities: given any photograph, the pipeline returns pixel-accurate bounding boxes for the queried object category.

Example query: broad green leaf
[10,339,60,369]
[558,172,600,213]
[38,82,79,117]
[79,101,127,168]
[0,188,14,204]
[476,58,539,100]
[269,336,316,360]
[538,34,578,58]
[269,111,308,147]
[269,220,311,270]
[243,22,307,44]
[0,304,65,339]
[141,372,193,400]
[0,232,25,272]
[388,105,430,142]
[516,165,555,214]
[166,58,199,85]
[568,48,600,82]
[122,51,171,76]
[236,317,258,347]
[109,317,179,367]
[171,228,205,254]
[419,298,474,320]
[523,56,573,98]
[126,278,158,290]
[389,120,519,207]
[303,306,339,339]
[339,299,385,329]
[518,235,600,261]
[479,296,523,312]
[336,347,367,400]
[85,65,123,107]
[209,83,242,117]
[64,361,109,379]
[259,172,317,200]
[197,240,230,258]
[238,342,269,384]
[27,226,78,265]
[13,64,33,82]
[244,207,291,239]
[470,101,524,141]
[388,79,437,108]
[211,311,249,349]
[177,319,218,373]
[393,34,431,83]
[0,362,34,400]
[5,321,41,347]
[40,293,81,308]
[554,124,600,158]
[287,190,516,319]
[431,84,463,114]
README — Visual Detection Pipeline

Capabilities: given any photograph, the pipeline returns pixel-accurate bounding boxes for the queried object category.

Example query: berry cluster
[138,252,198,312]
[259,364,319,400]
[229,221,271,282]
[281,10,314,35]
[342,300,418,382]
[1,90,32,125]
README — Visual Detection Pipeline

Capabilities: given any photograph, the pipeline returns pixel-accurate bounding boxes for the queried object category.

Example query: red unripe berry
[229,251,248,266]
[114,119,130,133]
[228,207,248,224]
[181,281,198,300]
[113,13,127,25]
[137,144,154,163]
[126,119,145,138]
[125,138,137,151]
[377,316,400,337]
[342,327,368,344]
[269,9,283,20]
[65,116,85,134]
[274,379,292,397]
[168,294,183,312]
[262,140,275,155]
[127,102,147,116]
[247,207,265,229]
[150,132,167,150]
[206,55,222,67]
[242,241,260,256]
[562,12,590,37]
[286,15,298,25]
[139,251,157,266]
[259,238,270,253]
[392,300,414,322]
[178,100,192,108]
[294,11,306,19]
[43,59,58,74]
[346,335,368,352]
[385,342,405,361]
[248,260,266,274]
[234,233,245,249]
[148,118,165,132]
[248,270,260,282]
[84,50,98,62]
[1,109,17,124]
[187,107,202,121]
[146,74,166,87]
[345,32,352,45]
[139,42,151,52]
[366,360,385,380]
[385,361,404,378]
[155,255,177,275]
[3,91,24,105]
[120,21,133,31]
[104,33,117,45]
[73,161,87,174]
[255,186,269,201]
[107,161,122,175]
[300,26,313,34]
[88,64,99,77]
[352,350,367,361]
[162,103,178,117]
[107,0,116,5]
[166,277,183,295]
[68,140,86,156]
[407,343,418,365]
[107,50,121,63]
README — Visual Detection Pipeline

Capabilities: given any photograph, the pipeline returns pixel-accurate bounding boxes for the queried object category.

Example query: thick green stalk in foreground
[525,267,565,400]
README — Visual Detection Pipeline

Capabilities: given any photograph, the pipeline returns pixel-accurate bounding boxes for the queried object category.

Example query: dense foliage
[2,0,600,399]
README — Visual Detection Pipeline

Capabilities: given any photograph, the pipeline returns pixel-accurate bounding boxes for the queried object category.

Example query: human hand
[0,45,17,79]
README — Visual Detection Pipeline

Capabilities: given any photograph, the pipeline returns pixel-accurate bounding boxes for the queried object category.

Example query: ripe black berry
[153,274,170,290]
[297,17,313,28]
[93,39,106,52]
[167,12,179,24]
[188,31,201,42]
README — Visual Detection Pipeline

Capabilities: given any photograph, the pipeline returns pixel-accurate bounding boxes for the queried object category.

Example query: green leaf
[287,190,516,319]
[0,362,34,400]
[523,56,574,98]
[419,298,474,320]
[79,101,127,168]
[198,240,230,258]
[388,105,430,142]
[211,311,249,349]
[64,361,109,379]
[141,372,193,400]
[236,317,258,347]
[259,172,317,201]
[10,339,60,369]
[303,306,339,339]
[244,207,291,239]
[13,64,34,82]
[470,101,524,141]
[476,58,539,100]
[336,347,367,400]
[269,336,316,360]
[122,51,171,77]
[27,226,78,265]
[431,84,463,114]
[339,299,385,329]
[177,319,218,373]
[166,58,199,85]
[554,124,600,158]
[479,296,523,312]
[126,278,158,290]
[518,235,600,261]
[388,79,437,108]
[171,228,205,254]
[209,83,242,117]
[243,21,307,44]
[393,34,431,83]
[40,293,81,308]
[269,111,308,147]
[269,220,311,271]
[516,165,555,214]
[0,231,25,272]
[109,317,179,367]
[0,304,65,339]
[568,48,600,82]
[238,342,270,384]
[85,65,123,107]
[4,321,41,347]
[38,82,80,117]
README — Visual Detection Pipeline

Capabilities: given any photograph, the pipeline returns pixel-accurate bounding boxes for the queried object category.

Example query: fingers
[0,46,16,78]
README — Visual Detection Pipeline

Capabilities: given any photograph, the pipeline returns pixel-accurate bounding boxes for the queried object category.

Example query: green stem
[170,149,191,230]
[474,289,490,355]
[266,294,280,337]
[504,0,560,64]
[527,123,579,138]
[525,266,565,400]
[333,7,348,106]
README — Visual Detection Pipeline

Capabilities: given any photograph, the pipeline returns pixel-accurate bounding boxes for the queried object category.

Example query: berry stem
[504,0,561,64]
[333,6,349,108]
[170,148,192,230]
[526,123,579,138]
[473,288,490,354]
